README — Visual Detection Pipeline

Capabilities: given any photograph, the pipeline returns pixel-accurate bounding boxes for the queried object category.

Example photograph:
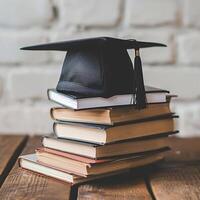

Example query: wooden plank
[0,135,27,186]
[78,172,152,200]
[166,137,200,161]
[149,165,200,200]
[0,136,72,200]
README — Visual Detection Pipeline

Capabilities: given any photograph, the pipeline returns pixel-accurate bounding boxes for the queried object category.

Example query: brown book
[35,148,169,176]
[54,117,175,144]
[19,153,163,184]
[42,132,176,159]
[51,103,171,125]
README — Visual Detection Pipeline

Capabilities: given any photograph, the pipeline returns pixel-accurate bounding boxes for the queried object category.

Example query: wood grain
[166,137,200,161]
[0,136,72,200]
[78,172,152,200]
[0,135,27,186]
[1,135,200,200]
[149,165,200,200]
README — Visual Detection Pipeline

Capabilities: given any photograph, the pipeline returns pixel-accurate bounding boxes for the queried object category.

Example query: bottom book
[19,153,164,184]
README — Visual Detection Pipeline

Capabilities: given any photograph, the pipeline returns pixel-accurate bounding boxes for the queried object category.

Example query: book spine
[18,157,22,167]
[53,123,57,136]
[50,108,56,120]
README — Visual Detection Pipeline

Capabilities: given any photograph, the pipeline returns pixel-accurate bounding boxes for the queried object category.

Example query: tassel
[134,50,146,109]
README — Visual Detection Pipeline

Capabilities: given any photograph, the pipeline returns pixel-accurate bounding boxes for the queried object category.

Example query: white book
[48,86,169,110]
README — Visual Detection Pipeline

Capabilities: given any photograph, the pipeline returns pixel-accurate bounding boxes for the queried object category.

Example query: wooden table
[0,135,200,200]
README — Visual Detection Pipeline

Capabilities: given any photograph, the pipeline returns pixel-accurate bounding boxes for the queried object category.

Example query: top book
[48,86,169,110]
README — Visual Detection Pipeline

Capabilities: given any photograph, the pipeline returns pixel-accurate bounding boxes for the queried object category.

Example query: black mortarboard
[21,37,166,109]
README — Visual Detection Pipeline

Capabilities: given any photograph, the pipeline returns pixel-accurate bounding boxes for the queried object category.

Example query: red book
[36,147,110,164]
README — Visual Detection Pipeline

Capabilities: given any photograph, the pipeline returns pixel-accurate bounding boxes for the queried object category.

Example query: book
[51,102,172,125]
[19,153,164,184]
[19,154,130,184]
[42,132,177,159]
[54,117,175,144]
[35,147,169,176]
[47,86,169,110]
[36,146,169,164]
[36,147,112,164]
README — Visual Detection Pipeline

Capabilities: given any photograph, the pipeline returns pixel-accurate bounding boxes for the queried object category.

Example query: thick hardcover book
[19,153,164,183]
[53,115,176,144]
[51,102,172,125]
[47,86,169,110]
[42,131,178,159]
[35,147,169,176]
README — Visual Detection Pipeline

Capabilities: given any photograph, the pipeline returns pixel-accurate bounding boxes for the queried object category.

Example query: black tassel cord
[134,50,146,109]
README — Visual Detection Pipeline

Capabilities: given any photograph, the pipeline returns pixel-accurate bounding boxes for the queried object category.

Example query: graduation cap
[21,37,166,109]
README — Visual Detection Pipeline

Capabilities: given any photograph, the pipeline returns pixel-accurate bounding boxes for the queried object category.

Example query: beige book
[54,117,174,144]
[51,103,171,125]
[42,133,173,159]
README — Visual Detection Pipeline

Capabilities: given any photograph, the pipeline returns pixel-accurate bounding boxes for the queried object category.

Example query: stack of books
[19,86,178,184]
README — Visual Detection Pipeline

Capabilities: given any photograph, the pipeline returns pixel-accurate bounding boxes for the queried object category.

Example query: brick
[26,102,52,134]
[0,31,50,64]
[183,0,200,27]
[172,101,200,137]
[8,67,60,100]
[56,0,121,27]
[0,67,16,104]
[0,0,53,28]
[143,66,200,99]
[125,0,178,26]
[177,32,200,65]
[119,28,174,64]
[0,103,52,134]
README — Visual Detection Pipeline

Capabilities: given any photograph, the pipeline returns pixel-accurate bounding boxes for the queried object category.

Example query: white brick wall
[9,67,59,100]
[124,0,178,26]
[0,0,53,28]
[0,31,50,64]
[177,32,200,65]
[0,102,52,134]
[144,66,200,99]
[0,0,200,137]
[56,0,121,27]
[183,0,200,27]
